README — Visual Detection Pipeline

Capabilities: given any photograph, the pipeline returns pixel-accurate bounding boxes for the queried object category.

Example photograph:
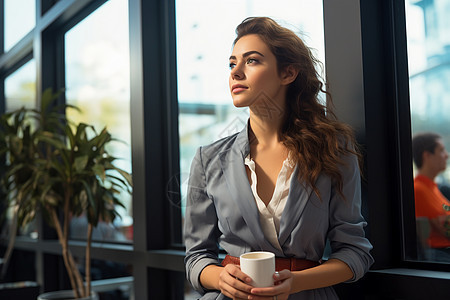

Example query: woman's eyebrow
[229,50,265,60]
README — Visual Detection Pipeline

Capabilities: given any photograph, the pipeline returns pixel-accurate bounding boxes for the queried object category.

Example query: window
[175,0,325,238]
[3,59,37,239]
[2,0,450,299]
[5,59,36,112]
[3,0,35,52]
[64,0,132,242]
[176,1,325,298]
[406,0,450,263]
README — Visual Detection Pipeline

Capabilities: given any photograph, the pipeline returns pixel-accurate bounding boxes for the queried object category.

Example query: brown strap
[221,255,319,272]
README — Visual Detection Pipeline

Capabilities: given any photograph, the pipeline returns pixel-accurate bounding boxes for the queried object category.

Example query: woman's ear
[281,65,299,85]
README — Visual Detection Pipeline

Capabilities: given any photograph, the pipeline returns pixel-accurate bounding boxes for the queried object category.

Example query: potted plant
[0,89,132,299]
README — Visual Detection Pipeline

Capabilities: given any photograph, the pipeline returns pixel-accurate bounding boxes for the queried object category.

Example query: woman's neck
[248,110,284,148]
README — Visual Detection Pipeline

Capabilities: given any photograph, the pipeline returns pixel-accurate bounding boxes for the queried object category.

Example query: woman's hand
[218,264,254,299]
[247,269,293,300]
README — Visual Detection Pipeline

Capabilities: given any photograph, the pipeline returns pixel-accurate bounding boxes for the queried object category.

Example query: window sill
[363,267,450,299]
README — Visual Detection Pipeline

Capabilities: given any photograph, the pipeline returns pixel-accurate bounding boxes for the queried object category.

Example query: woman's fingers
[226,264,252,285]
[273,269,290,285]
[219,264,253,299]
[249,269,293,300]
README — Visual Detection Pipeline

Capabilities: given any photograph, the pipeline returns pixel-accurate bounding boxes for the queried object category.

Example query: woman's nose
[230,64,244,80]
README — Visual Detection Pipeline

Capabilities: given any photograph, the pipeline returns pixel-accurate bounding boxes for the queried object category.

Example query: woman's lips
[231,84,248,93]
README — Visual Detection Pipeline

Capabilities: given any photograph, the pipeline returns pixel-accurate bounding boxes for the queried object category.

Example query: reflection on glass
[4,0,36,52]
[406,0,450,263]
[176,0,325,239]
[65,0,132,242]
[5,59,36,112]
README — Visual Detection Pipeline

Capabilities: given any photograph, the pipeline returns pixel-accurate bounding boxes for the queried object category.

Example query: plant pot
[37,290,98,300]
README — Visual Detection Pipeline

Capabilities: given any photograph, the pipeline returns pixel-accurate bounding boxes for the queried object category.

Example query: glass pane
[4,0,36,52]
[406,0,450,263]
[71,256,132,300]
[176,0,325,238]
[0,250,37,283]
[5,59,36,112]
[4,59,37,239]
[65,0,132,242]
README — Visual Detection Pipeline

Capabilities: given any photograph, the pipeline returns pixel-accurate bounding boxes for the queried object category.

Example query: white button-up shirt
[245,154,296,251]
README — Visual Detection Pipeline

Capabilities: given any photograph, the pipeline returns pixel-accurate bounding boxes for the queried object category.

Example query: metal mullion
[0,30,33,74]
[0,0,4,55]
[129,0,183,298]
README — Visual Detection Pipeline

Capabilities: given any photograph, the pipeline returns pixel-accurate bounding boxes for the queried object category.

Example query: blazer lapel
[219,127,275,251]
[278,166,313,247]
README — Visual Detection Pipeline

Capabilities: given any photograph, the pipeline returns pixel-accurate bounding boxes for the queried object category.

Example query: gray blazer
[184,125,374,300]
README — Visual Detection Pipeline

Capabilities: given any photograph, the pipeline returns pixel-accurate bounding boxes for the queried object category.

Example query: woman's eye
[247,58,258,64]
[229,62,236,69]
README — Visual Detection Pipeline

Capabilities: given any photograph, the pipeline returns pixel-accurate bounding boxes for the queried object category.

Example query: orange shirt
[414,174,450,248]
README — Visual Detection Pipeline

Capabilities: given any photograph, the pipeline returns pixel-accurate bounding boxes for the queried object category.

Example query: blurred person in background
[412,132,450,262]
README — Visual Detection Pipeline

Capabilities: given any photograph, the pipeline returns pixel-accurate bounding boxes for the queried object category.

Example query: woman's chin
[232,99,249,108]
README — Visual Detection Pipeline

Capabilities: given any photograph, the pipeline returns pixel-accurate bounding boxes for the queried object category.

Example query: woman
[184,17,373,300]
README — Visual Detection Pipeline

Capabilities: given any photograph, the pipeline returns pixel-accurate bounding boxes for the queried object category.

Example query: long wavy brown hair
[234,17,361,199]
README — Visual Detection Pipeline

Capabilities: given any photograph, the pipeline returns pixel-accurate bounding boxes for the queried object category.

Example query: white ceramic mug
[240,251,275,287]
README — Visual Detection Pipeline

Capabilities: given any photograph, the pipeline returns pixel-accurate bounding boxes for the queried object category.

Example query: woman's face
[229,34,287,110]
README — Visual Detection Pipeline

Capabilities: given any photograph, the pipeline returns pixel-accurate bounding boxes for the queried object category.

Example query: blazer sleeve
[327,152,374,282]
[184,147,222,294]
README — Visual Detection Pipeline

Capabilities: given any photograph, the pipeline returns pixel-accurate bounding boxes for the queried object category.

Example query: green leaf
[79,190,88,210]
[64,124,76,149]
[44,193,60,206]
[92,164,106,181]
[41,88,57,111]
[75,123,90,143]
[113,168,133,186]
[106,175,132,193]
[37,132,67,150]
[79,179,96,213]
[74,155,89,172]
